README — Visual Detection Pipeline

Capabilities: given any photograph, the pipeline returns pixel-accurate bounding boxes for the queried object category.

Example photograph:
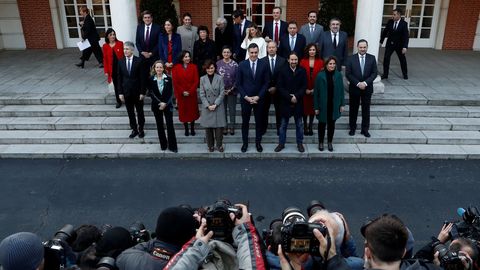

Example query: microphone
[457,207,466,217]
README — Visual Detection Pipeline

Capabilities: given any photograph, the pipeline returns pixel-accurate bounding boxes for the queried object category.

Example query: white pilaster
[49,0,64,49]
[473,12,480,51]
[435,0,449,50]
[353,0,384,93]
[110,0,137,45]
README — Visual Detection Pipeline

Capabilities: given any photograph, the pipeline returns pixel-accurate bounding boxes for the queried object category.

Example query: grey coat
[177,25,199,57]
[199,74,226,128]
[299,23,323,46]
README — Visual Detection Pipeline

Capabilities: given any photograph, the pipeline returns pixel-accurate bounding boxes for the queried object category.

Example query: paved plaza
[0,48,479,158]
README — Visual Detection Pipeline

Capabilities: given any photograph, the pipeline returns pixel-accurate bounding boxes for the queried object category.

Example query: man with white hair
[214,17,233,59]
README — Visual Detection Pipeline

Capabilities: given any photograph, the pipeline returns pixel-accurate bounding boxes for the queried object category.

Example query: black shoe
[403,74,408,80]
[328,142,333,152]
[241,144,248,153]
[349,130,355,136]
[129,130,139,138]
[161,145,167,151]
[138,130,145,138]
[230,128,235,135]
[297,144,305,153]
[256,142,263,152]
[99,63,104,68]
[190,129,196,136]
[115,102,122,108]
[169,147,178,153]
[361,130,371,138]
[381,75,388,79]
[319,142,324,151]
[75,61,85,68]
[274,144,285,152]
[185,129,190,136]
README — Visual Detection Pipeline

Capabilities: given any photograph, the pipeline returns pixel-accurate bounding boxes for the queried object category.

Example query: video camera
[263,207,328,255]
[449,206,480,244]
[43,224,76,270]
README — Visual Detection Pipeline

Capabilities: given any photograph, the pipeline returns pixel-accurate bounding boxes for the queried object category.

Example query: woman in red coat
[172,50,200,136]
[102,28,124,108]
[300,43,324,136]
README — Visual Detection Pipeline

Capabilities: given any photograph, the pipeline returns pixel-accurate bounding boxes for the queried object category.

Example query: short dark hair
[273,6,282,13]
[288,51,298,59]
[393,8,403,15]
[323,56,337,69]
[104,28,117,43]
[308,10,317,17]
[221,45,232,52]
[141,10,152,17]
[233,9,245,19]
[178,50,191,64]
[363,214,408,263]
[303,43,320,59]
[202,59,216,71]
[330,17,342,24]
[288,20,298,27]
[357,39,368,46]
[197,25,210,37]
[247,43,259,51]
[182,12,192,19]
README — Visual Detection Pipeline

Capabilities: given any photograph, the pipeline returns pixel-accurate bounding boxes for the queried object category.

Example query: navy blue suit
[136,23,161,80]
[346,53,378,133]
[233,19,252,61]
[261,55,286,135]
[262,20,288,44]
[380,19,409,77]
[279,34,307,59]
[158,33,182,64]
[320,30,349,69]
[236,58,270,144]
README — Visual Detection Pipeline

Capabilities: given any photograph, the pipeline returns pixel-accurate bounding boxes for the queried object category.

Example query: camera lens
[282,207,306,225]
[55,224,75,242]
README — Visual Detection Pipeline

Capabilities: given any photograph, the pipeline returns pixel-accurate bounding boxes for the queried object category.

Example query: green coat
[313,70,345,123]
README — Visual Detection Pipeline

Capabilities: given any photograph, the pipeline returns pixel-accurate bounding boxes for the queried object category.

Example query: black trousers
[81,40,103,63]
[152,105,177,150]
[349,90,371,132]
[111,72,121,104]
[125,96,145,131]
[262,92,281,134]
[318,120,336,143]
[241,100,263,144]
[383,46,408,77]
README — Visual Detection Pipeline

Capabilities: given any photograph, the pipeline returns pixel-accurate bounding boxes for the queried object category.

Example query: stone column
[49,0,64,49]
[353,0,385,93]
[110,0,137,45]
[473,12,480,51]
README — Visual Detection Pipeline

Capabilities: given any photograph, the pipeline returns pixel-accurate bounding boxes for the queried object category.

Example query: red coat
[102,41,124,83]
[300,58,324,116]
[172,63,200,122]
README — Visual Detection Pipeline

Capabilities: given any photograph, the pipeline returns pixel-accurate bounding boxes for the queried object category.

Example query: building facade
[0,0,479,51]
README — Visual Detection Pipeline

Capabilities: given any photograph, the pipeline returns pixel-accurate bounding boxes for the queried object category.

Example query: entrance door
[59,0,112,47]
[221,0,280,31]
[382,0,440,47]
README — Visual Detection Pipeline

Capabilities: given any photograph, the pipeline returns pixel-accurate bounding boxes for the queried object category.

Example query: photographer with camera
[414,223,479,270]
[164,203,267,270]
[362,214,441,270]
[0,232,45,270]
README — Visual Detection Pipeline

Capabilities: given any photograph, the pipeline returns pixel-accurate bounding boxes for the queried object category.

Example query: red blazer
[299,58,324,90]
[172,63,200,122]
[103,40,124,83]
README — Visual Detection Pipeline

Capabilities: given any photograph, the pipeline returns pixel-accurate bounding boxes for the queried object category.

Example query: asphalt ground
[0,158,479,252]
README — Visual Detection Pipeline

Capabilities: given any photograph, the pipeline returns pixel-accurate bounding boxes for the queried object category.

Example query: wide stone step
[2,92,480,106]
[1,116,480,131]
[0,143,478,159]
[0,130,479,145]
[1,104,479,118]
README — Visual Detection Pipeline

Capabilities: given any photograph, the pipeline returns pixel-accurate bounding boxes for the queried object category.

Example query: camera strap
[322,233,332,270]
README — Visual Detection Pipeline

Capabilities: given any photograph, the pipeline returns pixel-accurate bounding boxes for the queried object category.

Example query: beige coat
[199,74,226,128]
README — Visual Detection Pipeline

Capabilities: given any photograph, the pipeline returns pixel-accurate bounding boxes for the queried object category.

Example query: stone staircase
[0,92,480,159]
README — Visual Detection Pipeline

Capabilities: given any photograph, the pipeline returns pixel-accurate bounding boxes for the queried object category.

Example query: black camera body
[43,224,76,270]
[203,200,242,243]
[433,243,467,270]
[129,222,151,244]
[281,221,327,254]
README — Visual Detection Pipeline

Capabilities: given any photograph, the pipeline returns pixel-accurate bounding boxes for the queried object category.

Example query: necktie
[127,58,131,75]
[251,61,256,78]
[333,33,337,49]
[274,22,279,43]
[290,36,295,51]
[394,21,398,30]
[270,57,275,73]
[145,26,150,49]
[310,26,314,39]
[360,55,365,76]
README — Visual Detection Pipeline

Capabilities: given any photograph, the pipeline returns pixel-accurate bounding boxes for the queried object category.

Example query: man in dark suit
[76,6,103,68]
[135,10,161,78]
[214,17,233,59]
[299,10,323,47]
[262,6,288,47]
[279,21,307,59]
[261,40,286,136]
[118,42,146,139]
[274,52,307,153]
[346,39,378,138]
[320,18,349,70]
[236,43,270,152]
[232,9,252,61]
[380,8,409,80]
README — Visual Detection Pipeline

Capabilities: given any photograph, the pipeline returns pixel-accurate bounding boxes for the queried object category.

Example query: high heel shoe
[318,142,324,151]
[328,142,333,152]
[75,61,85,68]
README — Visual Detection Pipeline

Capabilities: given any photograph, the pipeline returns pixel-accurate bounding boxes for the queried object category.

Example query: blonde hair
[150,60,165,76]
